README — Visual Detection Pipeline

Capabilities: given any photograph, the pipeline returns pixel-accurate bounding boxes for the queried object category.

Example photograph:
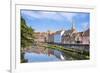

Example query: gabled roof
[78,29,90,36]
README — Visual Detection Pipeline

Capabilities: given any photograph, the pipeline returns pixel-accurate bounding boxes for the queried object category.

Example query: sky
[21,10,90,32]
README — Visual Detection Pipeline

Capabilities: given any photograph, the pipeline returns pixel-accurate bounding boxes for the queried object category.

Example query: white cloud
[21,10,88,24]
[21,10,79,22]
[59,12,77,22]
[39,11,63,20]
[21,10,63,21]
[21,10,41,19]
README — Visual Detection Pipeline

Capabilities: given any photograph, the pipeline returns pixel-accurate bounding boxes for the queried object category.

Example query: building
[53,20,78,44]
[47,30,55,43]
[54,30,65,43]
[62,28,89,44]
[47,20,90,45]
[34,32,48,43]
[79,29,90,44]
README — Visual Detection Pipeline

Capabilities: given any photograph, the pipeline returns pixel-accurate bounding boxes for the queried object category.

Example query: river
[23,43,66,62]
[23,43,89,63]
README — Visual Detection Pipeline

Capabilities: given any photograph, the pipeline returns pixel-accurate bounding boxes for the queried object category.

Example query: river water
[23,43,89,63]
[24,52,61,62]
[24,44,65,62]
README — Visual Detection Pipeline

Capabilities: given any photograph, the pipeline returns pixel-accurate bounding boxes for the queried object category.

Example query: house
[62,28,77,44]
[34,32,48,43]
[79,29,90,44]
[47,20,89,45]
[62,29,90,44]
[54,30,65,43]
[47,30,55,43]
[53,21,78,44]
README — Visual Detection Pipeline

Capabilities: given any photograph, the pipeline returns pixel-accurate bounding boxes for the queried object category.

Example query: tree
[21,17,35,48]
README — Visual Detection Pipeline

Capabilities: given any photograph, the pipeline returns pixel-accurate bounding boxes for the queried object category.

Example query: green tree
[21,17,35,63]
[21,17,35,48]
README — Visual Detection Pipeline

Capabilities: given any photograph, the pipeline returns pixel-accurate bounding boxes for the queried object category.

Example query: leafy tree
[20,17,35,63]
[21,17,35,48]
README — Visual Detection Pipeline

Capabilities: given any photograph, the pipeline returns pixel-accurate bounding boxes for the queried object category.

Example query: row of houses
[34,32,47,43]
[34,21,89,45]
[47,24,89,44]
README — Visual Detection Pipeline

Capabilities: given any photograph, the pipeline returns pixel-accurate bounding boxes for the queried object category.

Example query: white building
[54,30,65,43]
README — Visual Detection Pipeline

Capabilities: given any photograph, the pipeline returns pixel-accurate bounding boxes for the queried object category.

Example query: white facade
[54,30,65,43]
[54,34,61,43]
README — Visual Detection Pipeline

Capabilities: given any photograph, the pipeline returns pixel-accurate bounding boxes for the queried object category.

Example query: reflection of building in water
[47,20,90,44]
[47,49,65,60]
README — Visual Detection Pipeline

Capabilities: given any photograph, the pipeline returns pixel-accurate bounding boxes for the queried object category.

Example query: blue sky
[21,10,90,32]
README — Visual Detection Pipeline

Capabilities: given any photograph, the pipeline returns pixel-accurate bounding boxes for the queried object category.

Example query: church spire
[72,19,75,30]
[71,19,77,33]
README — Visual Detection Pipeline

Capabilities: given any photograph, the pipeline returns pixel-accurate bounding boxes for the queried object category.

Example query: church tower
[71,19,77,33]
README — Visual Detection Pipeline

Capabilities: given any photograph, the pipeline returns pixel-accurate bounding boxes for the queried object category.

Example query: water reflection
[24,52,61,62]
[23,42,89,63]
[24,44,64,62]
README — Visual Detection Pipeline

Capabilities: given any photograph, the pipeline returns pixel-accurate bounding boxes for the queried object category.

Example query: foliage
[21,17,35,48]
[21,17,35,63]
[21,52,28,63]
